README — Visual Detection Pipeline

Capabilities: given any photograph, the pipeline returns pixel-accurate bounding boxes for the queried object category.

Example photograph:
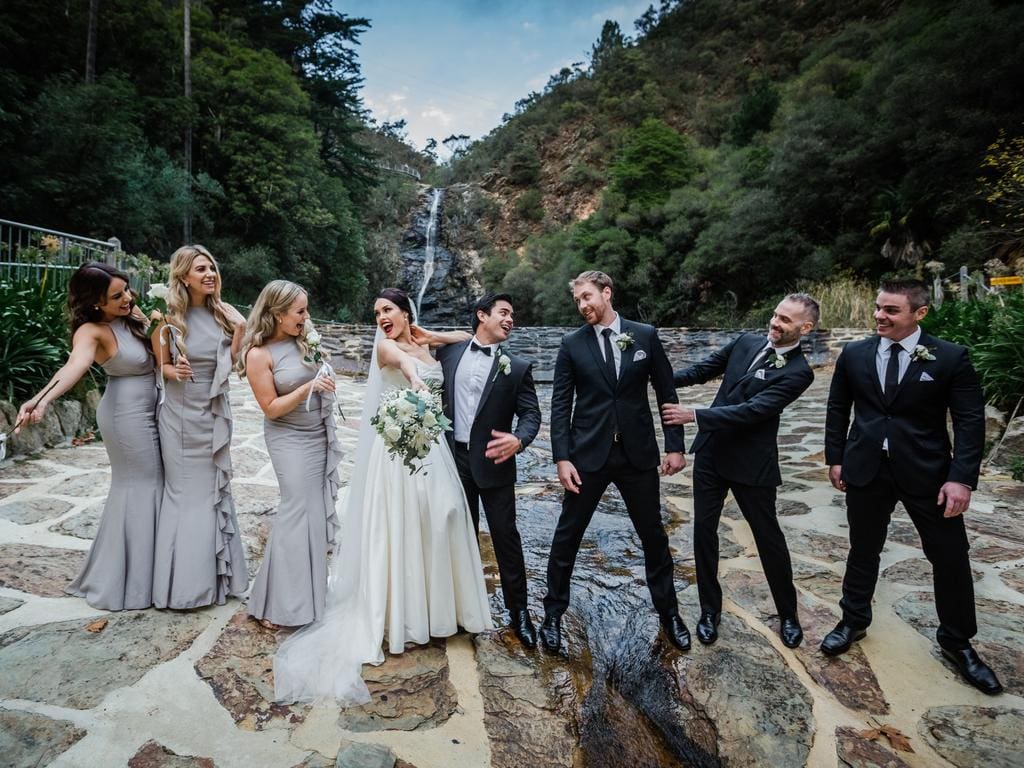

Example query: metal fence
[0,218,130,290]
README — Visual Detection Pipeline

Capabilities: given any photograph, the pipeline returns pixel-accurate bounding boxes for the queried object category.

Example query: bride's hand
[410,375,429,393]
[409,325,433,347]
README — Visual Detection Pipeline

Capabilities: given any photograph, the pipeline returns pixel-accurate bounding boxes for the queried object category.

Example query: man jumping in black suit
[661,293,818,649]
[541,270,690,653]
[822,279,1002,695]
[435,293,542,648]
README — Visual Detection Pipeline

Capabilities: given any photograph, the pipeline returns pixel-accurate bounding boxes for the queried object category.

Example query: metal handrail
[0,218,121,249]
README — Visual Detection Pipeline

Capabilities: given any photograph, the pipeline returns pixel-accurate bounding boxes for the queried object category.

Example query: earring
[93,306,99,310]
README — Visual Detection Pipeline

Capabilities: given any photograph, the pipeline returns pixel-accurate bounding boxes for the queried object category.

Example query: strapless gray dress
[246,340,341,626]
[66,318,161,610]
[153,306,247,608]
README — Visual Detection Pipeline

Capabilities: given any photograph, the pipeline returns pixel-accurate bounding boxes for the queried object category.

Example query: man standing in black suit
[661,293,819,649]
[435,293,542,648]
[822,279,1002,695]
[541,270,690,653]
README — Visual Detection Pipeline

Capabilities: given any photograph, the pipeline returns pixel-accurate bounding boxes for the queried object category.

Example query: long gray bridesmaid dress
[153,306,247,608]
[66,318,161,610]
[247,340,340,626]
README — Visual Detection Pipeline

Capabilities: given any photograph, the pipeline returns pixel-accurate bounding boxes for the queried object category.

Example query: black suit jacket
[674,332,814,487]
[551,318,684,473]
[824,331,985,494]
[436,341,541,490]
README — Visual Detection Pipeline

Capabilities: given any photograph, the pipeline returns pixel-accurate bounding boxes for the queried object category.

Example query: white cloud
[420,105,454,128]
[522,20,536,31]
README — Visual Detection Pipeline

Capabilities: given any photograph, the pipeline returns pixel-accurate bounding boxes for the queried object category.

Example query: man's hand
[660,403,695,425]
[660,451,686,476]
[409,325,432,346]
[829,465,846,492]
[938,482,971,518]
[556,460,582,494]
[485,429,522,465]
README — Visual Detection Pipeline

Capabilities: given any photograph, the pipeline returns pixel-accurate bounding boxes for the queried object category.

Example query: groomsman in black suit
[661,293,818,648]
[436,293,542,647]
[823,279,1001,695]
[541,270,690,653]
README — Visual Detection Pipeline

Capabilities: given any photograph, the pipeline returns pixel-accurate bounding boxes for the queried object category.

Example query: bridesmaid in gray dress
[16,262,160,610]
[239,280,340,628]
[151,245,248,608]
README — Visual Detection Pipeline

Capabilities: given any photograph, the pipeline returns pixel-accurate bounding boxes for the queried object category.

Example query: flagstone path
[1,371,1022,768]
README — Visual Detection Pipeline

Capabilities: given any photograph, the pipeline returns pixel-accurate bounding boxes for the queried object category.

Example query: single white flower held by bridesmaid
[371,388,452,474]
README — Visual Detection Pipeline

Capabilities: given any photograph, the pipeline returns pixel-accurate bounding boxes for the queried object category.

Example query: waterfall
[415,188,442,320]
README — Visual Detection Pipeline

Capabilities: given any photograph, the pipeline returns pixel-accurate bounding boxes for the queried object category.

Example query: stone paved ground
[1,371,1022,768]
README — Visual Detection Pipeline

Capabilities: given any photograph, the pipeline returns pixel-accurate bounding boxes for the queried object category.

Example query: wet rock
[127,740,215,768]
[0,544,86,597]
[969,537,1024,564]
[886,521,920,547]
[335,742,398,768]
[791,561,843,605]
[919,705,1024,768]
[0,482,30,499]
[37,446,110,470]
[474,633,574,768]
[882,558,982,586]
[49,471,108,497]
[723,570,888,715]
[999,565,1024,594]
[339,640,458,732]
[0,611,211,708]
[835,725,911,767]
[0,460,56,479]
[193,610,304,731]
[964,507,1024,545]
[893,594,1022,695]
[0,496,72,524]
[0,706,86,768]
[47,501,103,539]
[996,414,1024,458]
[0,596,23,615]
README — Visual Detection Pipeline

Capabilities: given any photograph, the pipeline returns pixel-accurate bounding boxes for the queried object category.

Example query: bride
[273,288,494,704]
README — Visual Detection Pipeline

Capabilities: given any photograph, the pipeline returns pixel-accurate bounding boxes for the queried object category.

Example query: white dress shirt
[876,326,921,451]
[593,313,623,377]
[453,336,495,443]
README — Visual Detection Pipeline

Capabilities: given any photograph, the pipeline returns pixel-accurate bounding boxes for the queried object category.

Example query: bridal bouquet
[371,388,452,474]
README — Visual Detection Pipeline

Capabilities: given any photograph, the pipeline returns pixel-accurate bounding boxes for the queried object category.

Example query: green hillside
[447,0,1024,326]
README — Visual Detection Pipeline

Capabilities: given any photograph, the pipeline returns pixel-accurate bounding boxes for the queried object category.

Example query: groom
[542,270,690,653]
[436,293,542,648]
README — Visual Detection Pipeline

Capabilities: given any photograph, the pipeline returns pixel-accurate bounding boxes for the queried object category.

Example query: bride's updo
[377,288,413,324]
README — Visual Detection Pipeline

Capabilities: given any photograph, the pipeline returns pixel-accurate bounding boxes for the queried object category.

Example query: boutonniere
[492,348,512,381]
[766,350,787,368]
[615,331,635,351]
[910,344,936,362]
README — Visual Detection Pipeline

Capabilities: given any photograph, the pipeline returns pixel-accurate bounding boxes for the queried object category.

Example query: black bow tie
[470,342,492,356]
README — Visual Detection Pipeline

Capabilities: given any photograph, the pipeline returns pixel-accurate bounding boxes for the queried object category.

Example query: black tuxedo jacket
[824,331,985,494]
[674,332,814,487]
[436,341,541,490]
[551,318,684,473]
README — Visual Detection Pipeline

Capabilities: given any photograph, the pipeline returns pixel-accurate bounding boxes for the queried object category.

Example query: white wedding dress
[273,355,493,705]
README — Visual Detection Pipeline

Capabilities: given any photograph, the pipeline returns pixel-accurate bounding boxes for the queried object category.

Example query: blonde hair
[162,244,235,356]
[237,280,320,377]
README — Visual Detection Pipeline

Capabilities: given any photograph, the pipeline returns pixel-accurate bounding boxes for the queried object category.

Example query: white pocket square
[632,349,647,362]
[920,372,934,382]
[754,368,766,380]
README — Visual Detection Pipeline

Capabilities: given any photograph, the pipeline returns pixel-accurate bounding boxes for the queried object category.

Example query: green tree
[609,118,696,206]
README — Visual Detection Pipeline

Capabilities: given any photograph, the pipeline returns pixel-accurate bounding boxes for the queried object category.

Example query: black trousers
[840,456,976,650]
[692,452,797,618]
[453,442,528,611]
[543,441,678,617]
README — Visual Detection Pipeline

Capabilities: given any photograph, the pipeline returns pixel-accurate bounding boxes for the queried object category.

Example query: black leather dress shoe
[539,614,561,653]
[661,612,691,651]
[511,608,537,649]
[820,622,866,656]
[780,617,803,649]
[941,646,1003,695]
[696,611,720,645]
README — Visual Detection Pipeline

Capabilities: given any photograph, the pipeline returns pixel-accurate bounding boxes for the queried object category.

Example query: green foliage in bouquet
[371,388,452,475]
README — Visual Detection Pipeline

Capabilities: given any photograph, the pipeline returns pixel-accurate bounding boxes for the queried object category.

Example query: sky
[337,0,653,157]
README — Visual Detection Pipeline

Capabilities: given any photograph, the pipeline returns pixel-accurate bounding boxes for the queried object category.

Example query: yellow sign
[990,275,1023,286]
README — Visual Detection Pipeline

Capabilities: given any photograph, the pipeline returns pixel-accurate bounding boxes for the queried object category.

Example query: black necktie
[748,345,772,371]
[884,343,903,402]
[601,328,617,381]
[470,342,491,356]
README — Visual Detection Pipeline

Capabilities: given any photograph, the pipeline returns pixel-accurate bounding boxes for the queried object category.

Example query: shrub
[0,278,71,401]
[515,189,545,222]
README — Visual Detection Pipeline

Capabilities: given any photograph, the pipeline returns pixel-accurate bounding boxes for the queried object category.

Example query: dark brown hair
[378,288,414,320]
[67,262,150,351]
[879,279,930,311]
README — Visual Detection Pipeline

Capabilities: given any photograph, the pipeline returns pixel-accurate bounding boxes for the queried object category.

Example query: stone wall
[0,390,100,457]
